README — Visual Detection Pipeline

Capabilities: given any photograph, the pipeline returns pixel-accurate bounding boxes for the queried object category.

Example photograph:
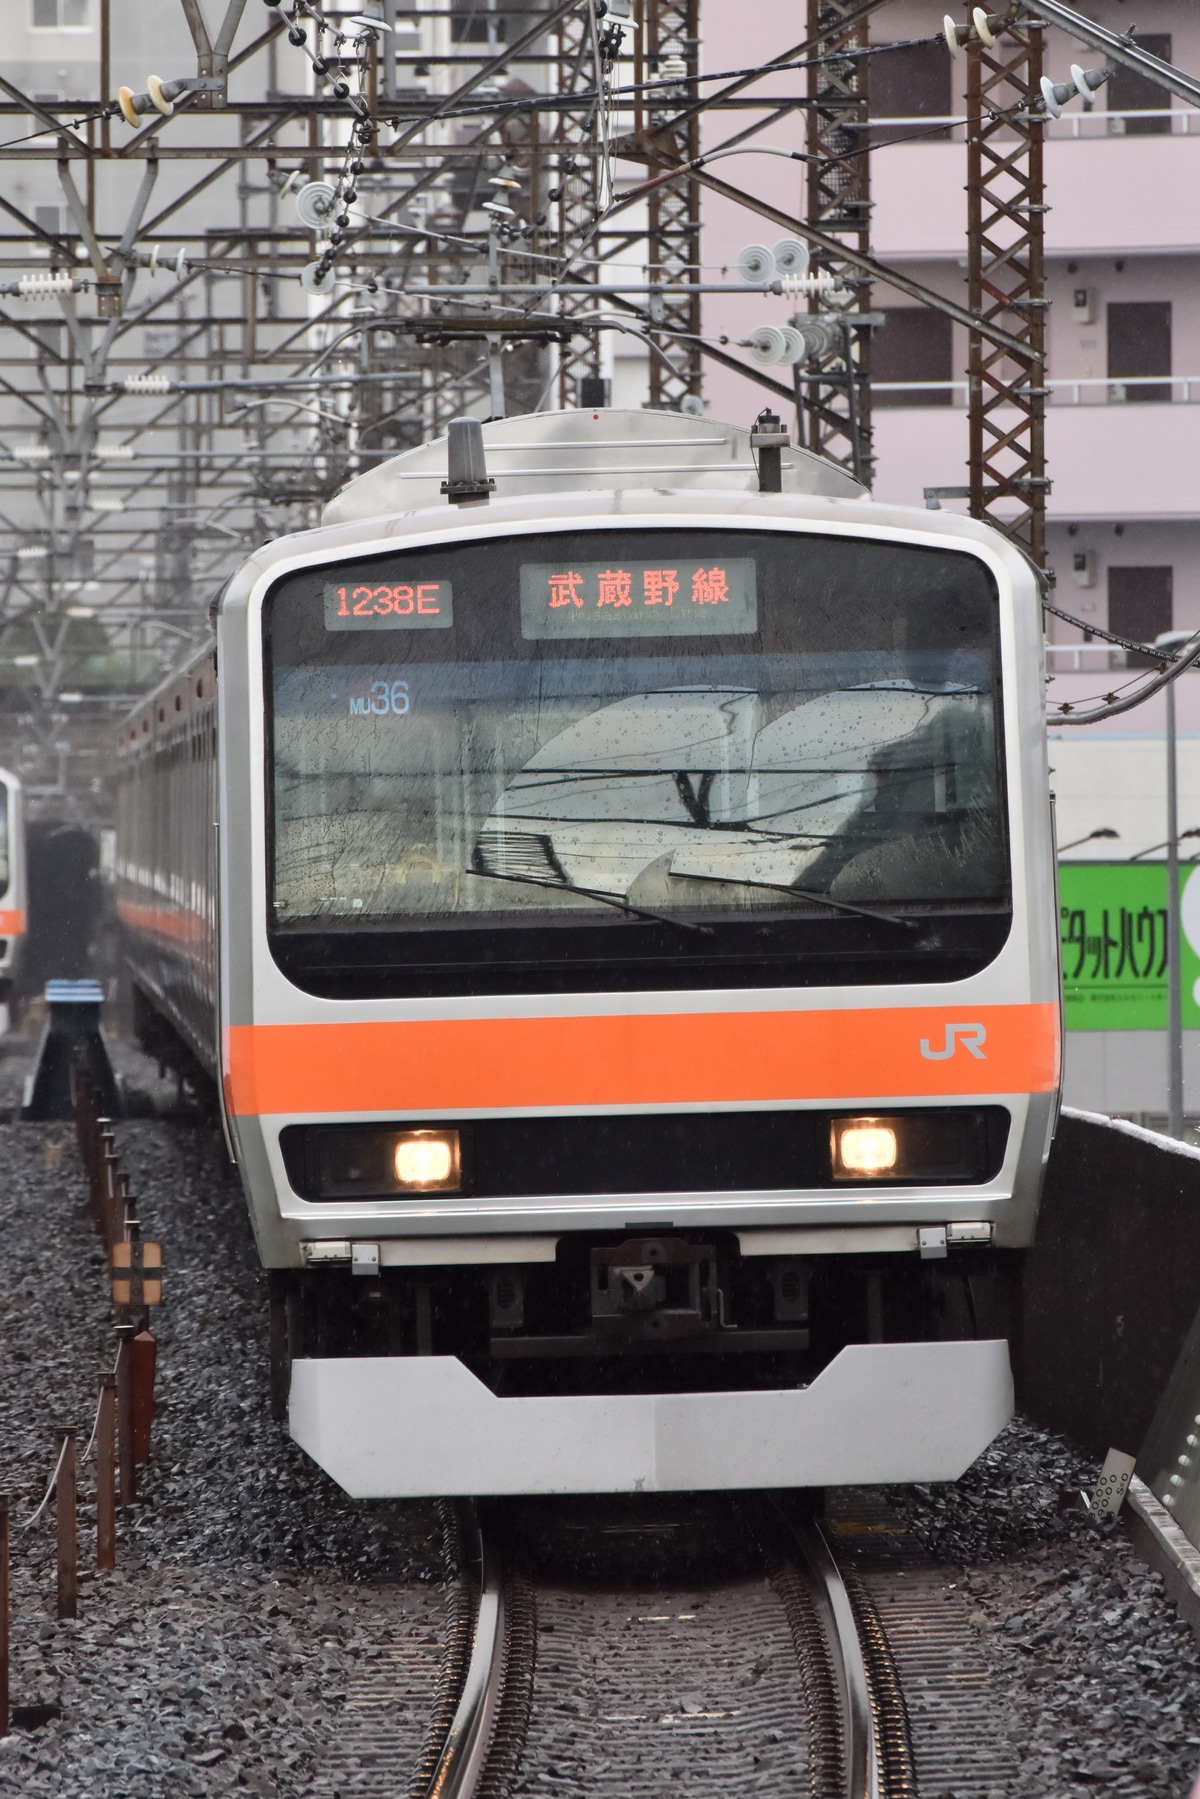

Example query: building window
[31,0,89,26]
[451,0,505,44]
[1109,567,1172,665]
[869,43,952,144]
[1109,35,1171,135]
[1108,301,1171,402]
[872,308,953,406]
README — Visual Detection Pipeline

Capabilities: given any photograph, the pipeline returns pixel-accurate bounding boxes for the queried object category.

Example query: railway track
[388,1492,1008,1799]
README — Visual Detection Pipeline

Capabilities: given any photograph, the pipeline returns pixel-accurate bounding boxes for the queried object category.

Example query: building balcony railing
[1045,643,1157,674]
[870,125,1200,260]
[875,376,1200,406]
[871,393,1200,518]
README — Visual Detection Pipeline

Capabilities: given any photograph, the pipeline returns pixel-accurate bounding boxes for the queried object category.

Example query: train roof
[322,407,866,525]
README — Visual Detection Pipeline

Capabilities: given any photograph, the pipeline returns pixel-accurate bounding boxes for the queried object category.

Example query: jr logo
[919,1023,987,1061]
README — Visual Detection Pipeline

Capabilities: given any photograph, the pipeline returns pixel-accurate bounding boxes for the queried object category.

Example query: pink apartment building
[681,1,1200,1118]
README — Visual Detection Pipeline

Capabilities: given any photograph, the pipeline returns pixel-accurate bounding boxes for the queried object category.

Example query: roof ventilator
[750,410,789,494]
[441,417,495,504]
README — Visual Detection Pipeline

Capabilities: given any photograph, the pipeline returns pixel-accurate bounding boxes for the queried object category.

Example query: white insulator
[146,75,174,117]
[943,15,960,54]
[972,7,995,46]
[17,271,76,297]
[300,260,337,295]
[11,443,52,462]
[778,326,807,364]
[736,243,775,283]
[745,325,789,366]
[117,85,142,126]
[123,373,173,394]
[295,181,338,230]
[780,270,841,298]
[94,443,135,461]
[791,318,840,361]
[1071,62,1109,109]
[1040,75,1066,119]
[772,238,810,278]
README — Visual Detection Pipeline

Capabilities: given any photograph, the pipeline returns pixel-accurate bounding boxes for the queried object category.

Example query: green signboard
[1059,861,1200,1031]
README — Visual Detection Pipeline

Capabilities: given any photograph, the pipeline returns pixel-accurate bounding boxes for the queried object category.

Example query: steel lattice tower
[801,0,872,483]
[644,0,701,411]
[965,15,1048,565]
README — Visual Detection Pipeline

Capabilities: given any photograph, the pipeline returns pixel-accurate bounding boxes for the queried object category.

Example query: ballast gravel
[0,1037,444,1798]
[886,1424,1200,1798]
[0,1032,1199,1795]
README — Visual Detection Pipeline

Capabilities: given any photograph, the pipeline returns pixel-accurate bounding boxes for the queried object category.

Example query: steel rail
[419,1510,509,1799]
[788,1515,876,1799]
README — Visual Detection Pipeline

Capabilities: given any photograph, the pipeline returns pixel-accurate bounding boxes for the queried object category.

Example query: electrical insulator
[736,244,775,283]
[779,271,842,299]
[16,272,76,296]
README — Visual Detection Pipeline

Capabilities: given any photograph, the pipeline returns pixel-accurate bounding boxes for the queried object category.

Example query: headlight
[296,1125,467,1198]
[393,1129,461,1191]
[832,1119,898,1178]
[829,1111,986,1184]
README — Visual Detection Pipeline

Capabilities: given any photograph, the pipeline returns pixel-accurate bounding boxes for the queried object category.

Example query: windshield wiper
[466,867,714,936]
[667,869,917,929]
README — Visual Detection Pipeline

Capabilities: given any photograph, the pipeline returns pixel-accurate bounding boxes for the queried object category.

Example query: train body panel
[118,411,1062,1493]
[116,653,219,1078]
[0,768,27,1012]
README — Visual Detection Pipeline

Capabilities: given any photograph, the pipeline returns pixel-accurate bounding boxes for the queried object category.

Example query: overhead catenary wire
[1043,599,1183,663]
[1050,630,1200,725]
[7,0,1199,771]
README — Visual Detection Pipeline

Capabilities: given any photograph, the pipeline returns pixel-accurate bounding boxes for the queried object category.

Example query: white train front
[117,409,1061,1497]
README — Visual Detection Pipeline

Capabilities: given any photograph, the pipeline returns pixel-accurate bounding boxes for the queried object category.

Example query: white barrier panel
[289,1339,1013,1497]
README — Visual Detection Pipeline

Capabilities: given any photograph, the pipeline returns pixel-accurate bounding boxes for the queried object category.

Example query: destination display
[324,579,453,630]
[520,558,757,639]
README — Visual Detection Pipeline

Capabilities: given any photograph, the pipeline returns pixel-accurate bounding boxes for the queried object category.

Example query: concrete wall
[1062,1030,1200,1118]
[1016,1108,1200,1457]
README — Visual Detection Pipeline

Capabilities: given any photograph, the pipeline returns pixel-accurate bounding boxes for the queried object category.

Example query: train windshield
[265,528,1007,977]
[0,785,9,898]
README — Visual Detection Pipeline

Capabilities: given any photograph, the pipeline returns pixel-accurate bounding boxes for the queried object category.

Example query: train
[116,407,1061,1497]
[0,767,26,1032]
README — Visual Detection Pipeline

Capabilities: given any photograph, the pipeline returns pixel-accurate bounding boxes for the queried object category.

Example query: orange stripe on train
[116,896,210,945]
[0,909,25,936]
[224,1002,1060,1117]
